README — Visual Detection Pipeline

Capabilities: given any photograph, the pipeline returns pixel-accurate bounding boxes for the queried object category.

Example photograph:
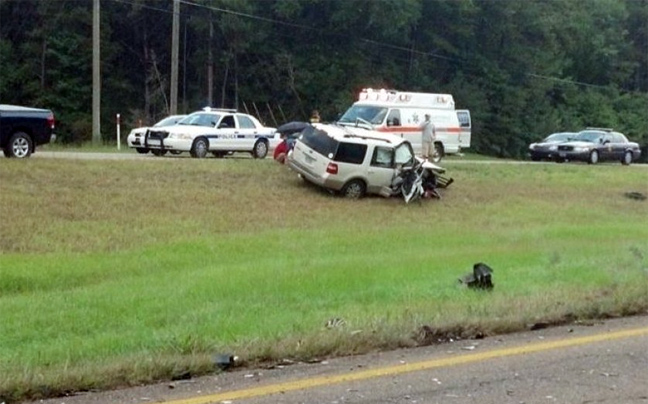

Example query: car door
[609,133,627,160]
[214,115,237,151]
[366,145,397,193]
[236,115,259,150]
[598,134,615,161]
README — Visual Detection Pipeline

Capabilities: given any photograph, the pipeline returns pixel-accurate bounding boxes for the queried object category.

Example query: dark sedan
[528,132,575,161]
[555,129,641,165]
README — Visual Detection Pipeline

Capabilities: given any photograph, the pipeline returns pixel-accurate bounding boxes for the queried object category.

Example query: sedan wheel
[588,150,599,165]
[622,151,633,166]
[190,137,209,158]
[252,140,268,159]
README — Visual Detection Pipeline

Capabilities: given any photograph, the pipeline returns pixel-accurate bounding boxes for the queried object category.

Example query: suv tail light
[326,162,338,174]
[47,112,55,129]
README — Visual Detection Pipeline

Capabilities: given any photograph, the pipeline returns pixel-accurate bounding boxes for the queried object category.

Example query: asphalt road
[26,150,648,167]
[31,315,648,404]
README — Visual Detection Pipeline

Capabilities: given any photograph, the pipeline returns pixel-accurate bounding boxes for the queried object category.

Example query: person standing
[310,110,321,123]
[420,113,436,160]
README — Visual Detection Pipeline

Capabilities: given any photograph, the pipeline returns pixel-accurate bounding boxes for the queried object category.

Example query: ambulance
[337,88,471,159]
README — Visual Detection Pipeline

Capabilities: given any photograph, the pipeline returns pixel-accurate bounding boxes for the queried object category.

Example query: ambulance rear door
[456,110,471,149]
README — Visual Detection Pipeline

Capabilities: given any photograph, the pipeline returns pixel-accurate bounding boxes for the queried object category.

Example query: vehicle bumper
[555,151,589,161]
[143,136,192,152]
[287,157,344,191]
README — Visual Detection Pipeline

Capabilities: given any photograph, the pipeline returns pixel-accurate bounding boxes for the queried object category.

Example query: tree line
[1,0,647,159]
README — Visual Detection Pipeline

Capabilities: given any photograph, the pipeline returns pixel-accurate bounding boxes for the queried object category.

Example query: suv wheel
[151,149,168,157]
[622,151,633,165]
[341,179,366,199]
[190,137,209,158]
[252,140,268,159]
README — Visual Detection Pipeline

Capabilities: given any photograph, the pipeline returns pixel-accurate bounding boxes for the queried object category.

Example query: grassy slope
[0,156,647,401]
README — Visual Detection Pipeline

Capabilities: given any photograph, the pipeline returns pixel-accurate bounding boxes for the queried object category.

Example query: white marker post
[116,113,121,151]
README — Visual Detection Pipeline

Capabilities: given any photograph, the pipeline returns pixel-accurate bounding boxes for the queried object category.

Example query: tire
[6,132,33,158]
[431,143,444,163]
[588,150,599,165]
[190,137,209,158]
[252,140,269,159]
[340,179,366,199]
[135,148,149,154]
[151,149,168,157]
[622,151,633,166]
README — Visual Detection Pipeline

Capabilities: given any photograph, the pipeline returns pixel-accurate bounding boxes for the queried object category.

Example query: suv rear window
[335,143,367,164]
[300,126,338,157]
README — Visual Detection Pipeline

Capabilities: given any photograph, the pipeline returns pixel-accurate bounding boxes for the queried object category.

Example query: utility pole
[92,0,101,144]
[170,0,180,114]
[207,18,214,107]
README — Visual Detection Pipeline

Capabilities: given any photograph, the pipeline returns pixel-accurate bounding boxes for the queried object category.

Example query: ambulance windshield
[338,105,388,125]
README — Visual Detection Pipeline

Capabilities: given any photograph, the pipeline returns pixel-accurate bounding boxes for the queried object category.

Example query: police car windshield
[574,131,603,143]
[177,113,221,127]
[338,106,388,125]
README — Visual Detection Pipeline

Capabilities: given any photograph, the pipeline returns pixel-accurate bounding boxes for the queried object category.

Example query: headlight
[168,132,193,140]
[549,145,557,151]
[574,146,590,152]
[529,144,536,150]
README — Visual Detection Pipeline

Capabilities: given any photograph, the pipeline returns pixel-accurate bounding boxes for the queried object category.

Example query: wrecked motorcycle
[381,158,452,203]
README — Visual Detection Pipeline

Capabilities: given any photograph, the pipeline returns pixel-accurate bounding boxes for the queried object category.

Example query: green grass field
[0,155,647,402]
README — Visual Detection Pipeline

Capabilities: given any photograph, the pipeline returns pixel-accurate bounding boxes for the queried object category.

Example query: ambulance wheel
[432,143,444,163]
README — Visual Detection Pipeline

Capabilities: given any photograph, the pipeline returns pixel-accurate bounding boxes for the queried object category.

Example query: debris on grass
[459,262,494,290]
[214,354,239,370]
[624,191,646,201]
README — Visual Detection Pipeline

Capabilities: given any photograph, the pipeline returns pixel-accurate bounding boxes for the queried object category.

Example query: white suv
[143,108,279,158]
[287,123,416,198]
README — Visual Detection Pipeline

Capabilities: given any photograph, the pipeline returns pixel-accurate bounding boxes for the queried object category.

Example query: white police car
[143,108,279,158]
[127,114,186,155]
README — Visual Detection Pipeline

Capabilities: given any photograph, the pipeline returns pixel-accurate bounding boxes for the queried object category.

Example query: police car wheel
[588,150,599,165]
[252,140,268,159]
[135,148,149,154]
[190,137,209,158]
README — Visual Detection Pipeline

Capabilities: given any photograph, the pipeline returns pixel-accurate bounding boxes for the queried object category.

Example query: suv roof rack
[341,133,393,144]
[585,127,613,132]
[202,107,238,113]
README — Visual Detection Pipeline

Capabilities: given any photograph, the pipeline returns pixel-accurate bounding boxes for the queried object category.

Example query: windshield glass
[543,133,573,143]
[574,131,603,143]
[338,105,388,125]
[154,116,184,127]
[394,142,414,165]
[177,113,221,127]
